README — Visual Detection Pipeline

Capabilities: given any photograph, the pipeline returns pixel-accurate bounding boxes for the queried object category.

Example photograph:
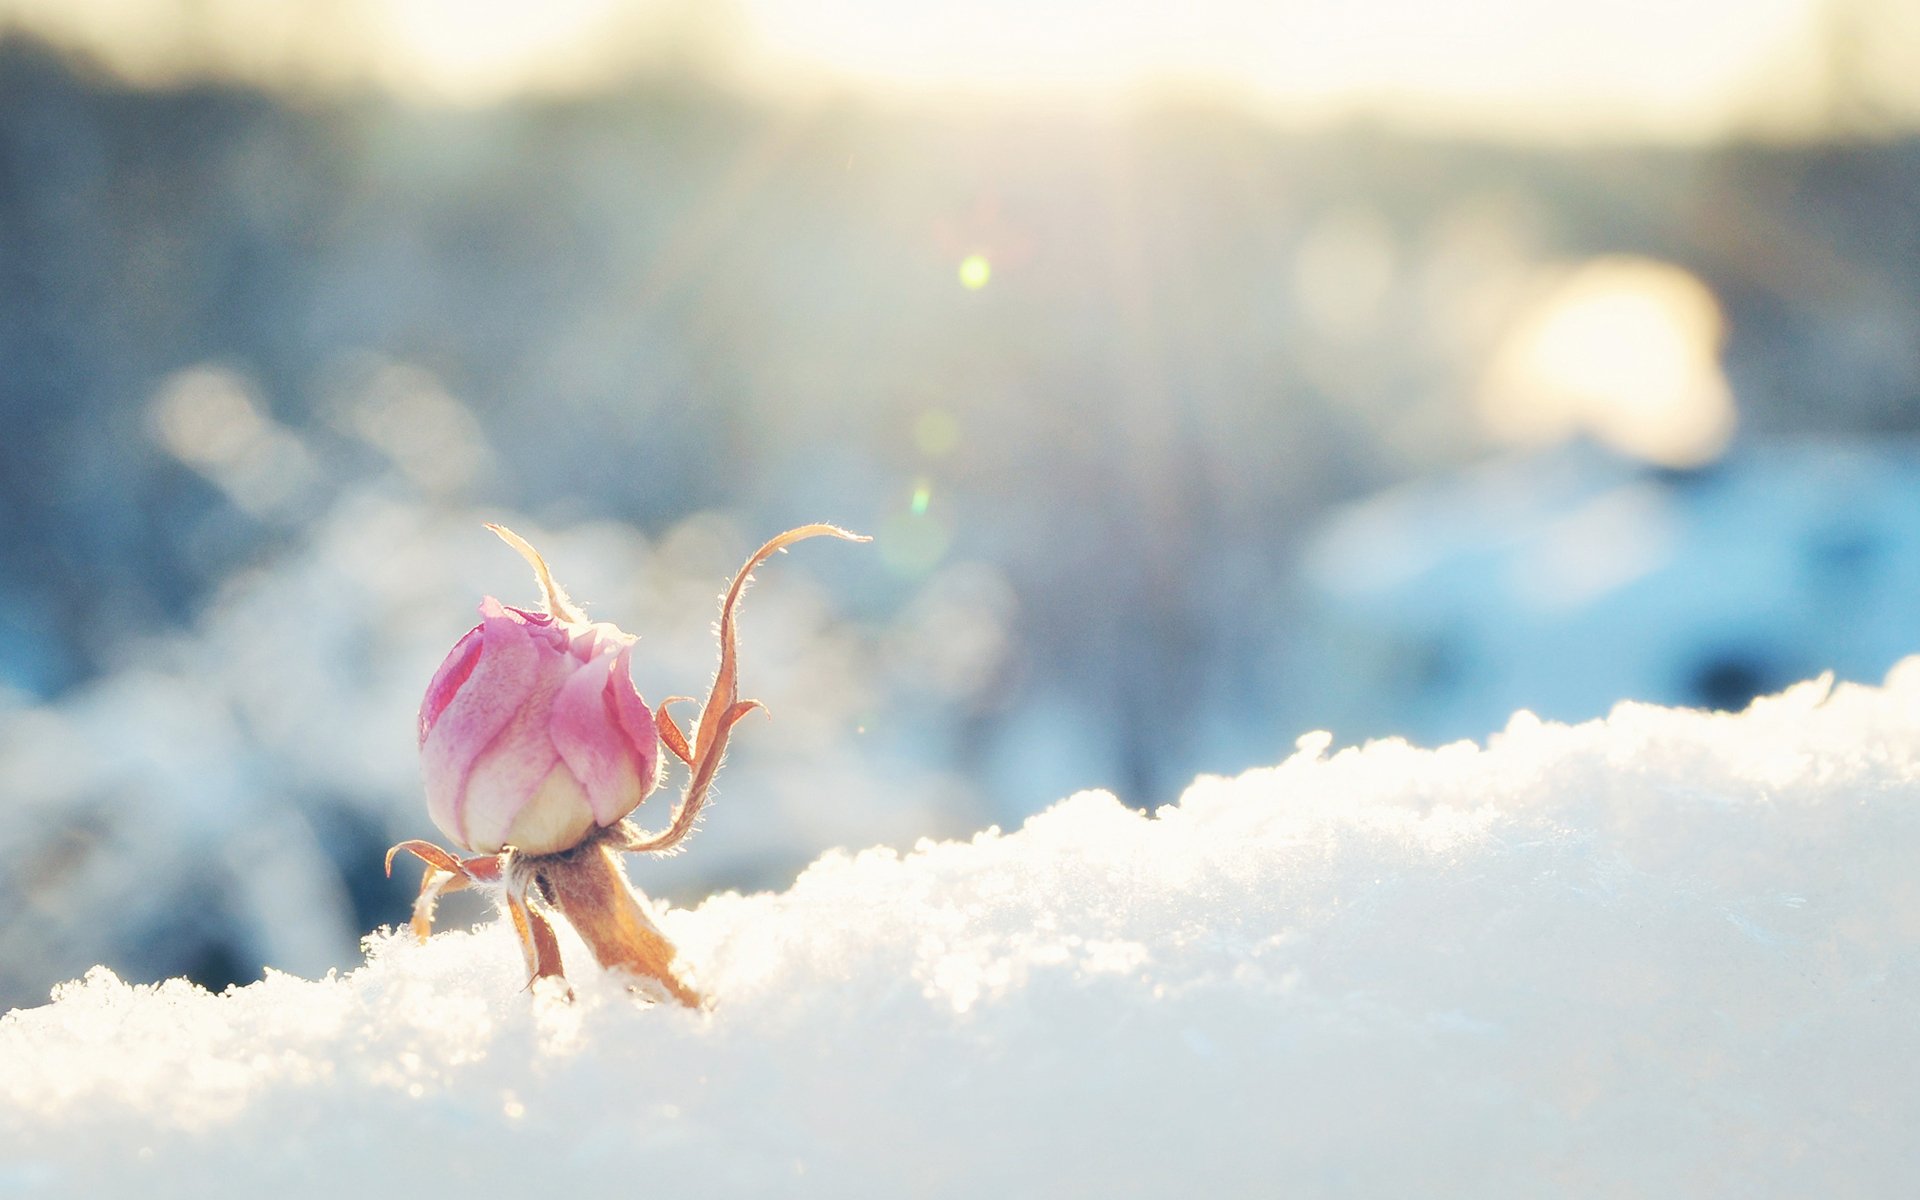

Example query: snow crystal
[5,666,1920,1196]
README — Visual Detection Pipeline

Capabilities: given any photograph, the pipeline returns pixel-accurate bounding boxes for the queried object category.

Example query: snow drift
[5,665,1920,1196]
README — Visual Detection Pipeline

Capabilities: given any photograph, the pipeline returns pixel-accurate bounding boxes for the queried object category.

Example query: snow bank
[6,667,1920,1197]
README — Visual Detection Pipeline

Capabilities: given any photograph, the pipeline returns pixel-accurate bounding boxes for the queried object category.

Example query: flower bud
[419,596,660,857]
[394,521,867,1004]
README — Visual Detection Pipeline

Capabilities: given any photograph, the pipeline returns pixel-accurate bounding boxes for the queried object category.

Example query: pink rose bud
[393,521,869,1005]
[417,534,659,857]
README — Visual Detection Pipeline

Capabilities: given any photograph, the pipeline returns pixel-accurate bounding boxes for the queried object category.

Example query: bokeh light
[958,254,992,290]
[149,365,320,517]
[1480,257,1735,468]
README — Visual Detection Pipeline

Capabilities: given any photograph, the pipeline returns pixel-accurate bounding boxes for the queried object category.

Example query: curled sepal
[620,524,869,855]
[654,697,696,765]
[385,840,503,943]
[385,839,465,878]
[408,867,468,942]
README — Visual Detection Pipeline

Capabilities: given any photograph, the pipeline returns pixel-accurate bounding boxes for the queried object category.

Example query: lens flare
[958,255,991,290]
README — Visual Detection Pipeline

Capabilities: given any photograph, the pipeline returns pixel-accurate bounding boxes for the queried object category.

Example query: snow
[6,665,1920,1196]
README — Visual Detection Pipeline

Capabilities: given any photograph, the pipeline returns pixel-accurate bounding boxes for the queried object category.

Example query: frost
[5,666,1920,1195]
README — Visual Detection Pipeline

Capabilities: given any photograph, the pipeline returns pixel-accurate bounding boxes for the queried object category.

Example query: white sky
[0,0,1915,139]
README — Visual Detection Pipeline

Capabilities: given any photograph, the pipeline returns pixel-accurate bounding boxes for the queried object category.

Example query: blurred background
[3,0,1919,1008]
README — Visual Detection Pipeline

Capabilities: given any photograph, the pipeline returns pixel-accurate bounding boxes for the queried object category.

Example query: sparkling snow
[5,667,1920,1195]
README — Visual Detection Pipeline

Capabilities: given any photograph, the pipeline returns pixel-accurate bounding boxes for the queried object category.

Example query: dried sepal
[485,522,587,625]
[386,840,503,941]
[409,867,469,942]
[385,839,464,878]
[654,696,696,765]
[620,524,869,856]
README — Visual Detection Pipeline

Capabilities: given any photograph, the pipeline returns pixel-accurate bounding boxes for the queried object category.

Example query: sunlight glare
[0,0,1869,137]
[376,0,626,102]
[741,0,1823,139]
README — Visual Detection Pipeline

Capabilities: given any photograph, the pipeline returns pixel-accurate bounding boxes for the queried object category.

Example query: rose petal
[420,598,539,850]
[549,644,655,827]
[457,643,576,852]
[419,624,482,743]
[501,762,598,856]
[606,643,660,795]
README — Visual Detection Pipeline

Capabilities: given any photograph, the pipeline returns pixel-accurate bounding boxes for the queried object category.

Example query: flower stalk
[530,839,699,1007]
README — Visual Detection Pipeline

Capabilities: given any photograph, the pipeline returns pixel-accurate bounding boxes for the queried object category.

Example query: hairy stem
[543,842,702,1008]
[624,523,868,854]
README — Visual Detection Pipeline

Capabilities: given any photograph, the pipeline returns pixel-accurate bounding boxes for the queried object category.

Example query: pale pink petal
[565,623,602,662]
[419,625,482,743]
[420,598,539,849]
[501,762,597,856]
[606,643,660,797]
[507,605,571,652]
[549,645,654,827]
[565,620,636,664]
[457,644,575,852]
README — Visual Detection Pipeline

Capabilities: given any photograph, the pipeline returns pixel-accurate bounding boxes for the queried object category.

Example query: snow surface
[5,666,1920,1196]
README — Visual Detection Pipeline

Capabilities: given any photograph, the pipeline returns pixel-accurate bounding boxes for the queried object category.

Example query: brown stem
[505,885,569,990]
[542,842,702,1008]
